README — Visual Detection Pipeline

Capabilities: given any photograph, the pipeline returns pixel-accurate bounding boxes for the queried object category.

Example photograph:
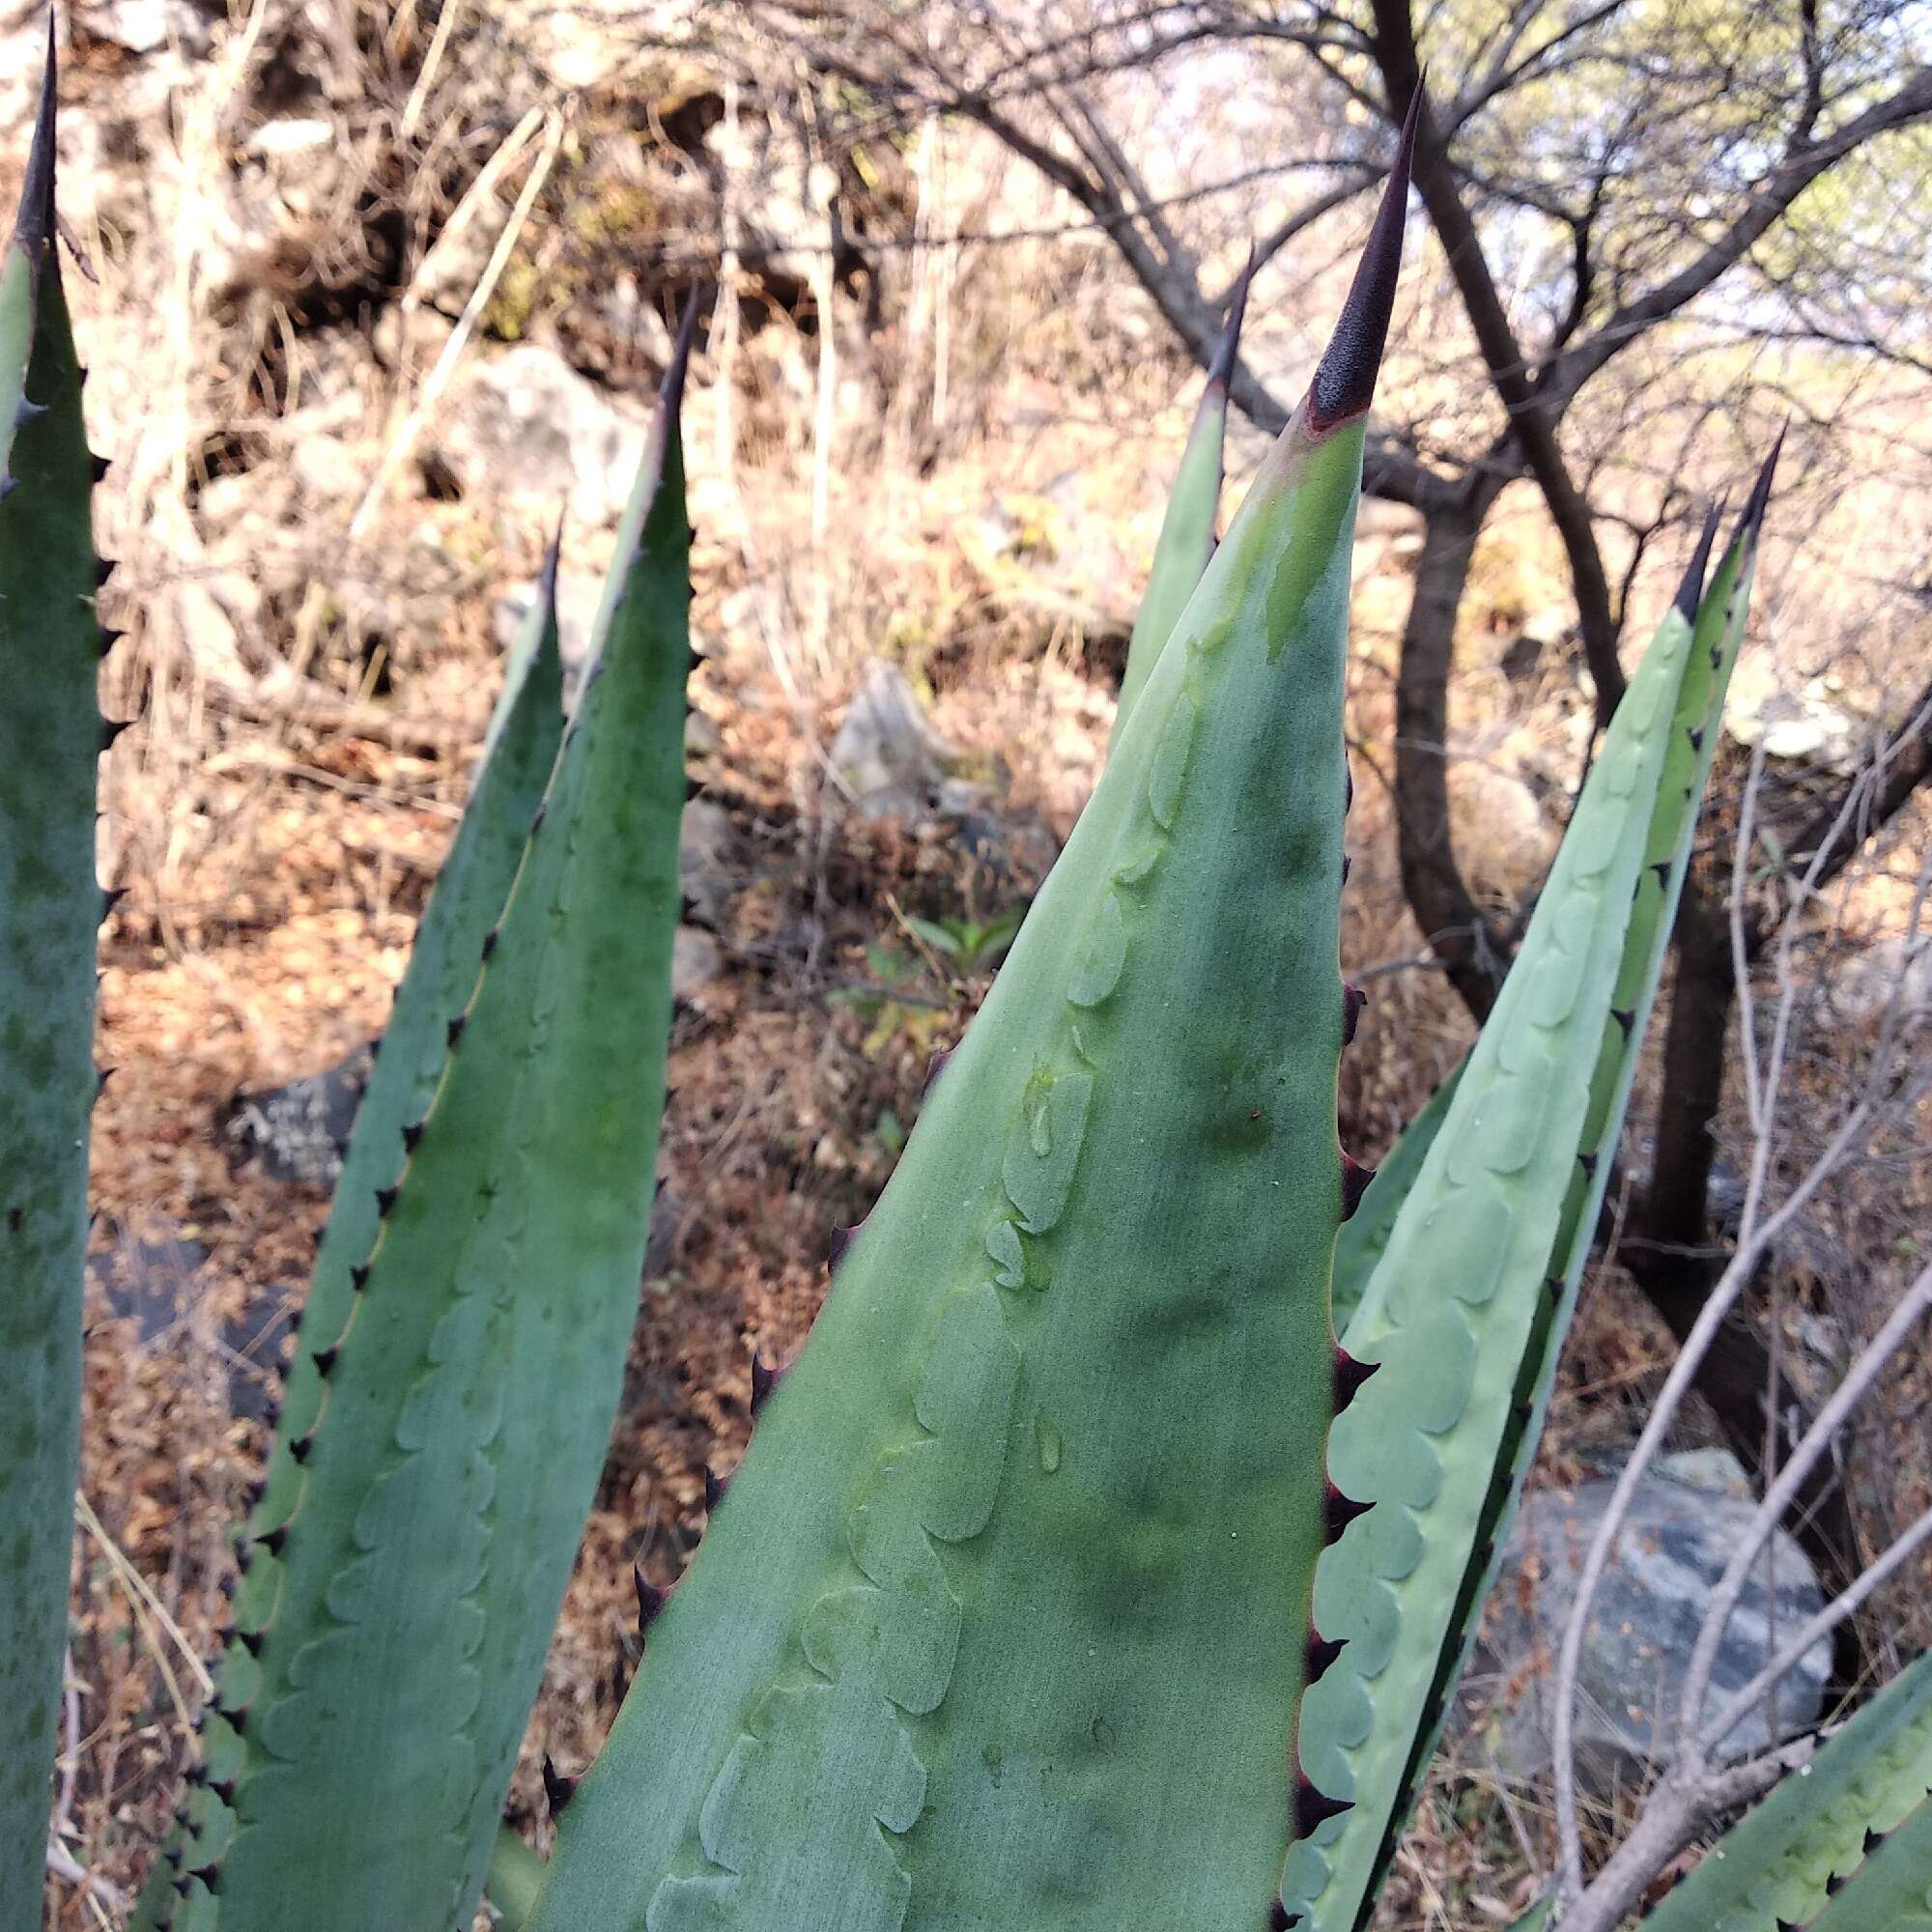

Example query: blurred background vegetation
[20,0,1931,1921]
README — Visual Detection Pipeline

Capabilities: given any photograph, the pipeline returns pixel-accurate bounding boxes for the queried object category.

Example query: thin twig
[1677,1261,1932,1757]
[1704,1500,1932,1755]
[346,108,565,545]
[73,1492,213,1726]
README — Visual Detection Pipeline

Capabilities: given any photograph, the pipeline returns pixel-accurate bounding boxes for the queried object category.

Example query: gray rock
[1467,1473,1832,1789]
[677,799,734,929]
[90,1223,293,1423]
[828,661,960,821]
[440,346,646,527]
[672,924,724,1001]
[215,1043,375,1192]
[82,0,213,55]
[493,567,604,691]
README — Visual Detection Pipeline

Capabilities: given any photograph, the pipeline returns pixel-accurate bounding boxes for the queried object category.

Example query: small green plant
[5,41,1927,1932]
[897,905,1025,976]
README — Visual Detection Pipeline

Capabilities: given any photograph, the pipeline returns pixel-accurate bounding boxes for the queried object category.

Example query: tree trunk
[1393,497,1510,1021]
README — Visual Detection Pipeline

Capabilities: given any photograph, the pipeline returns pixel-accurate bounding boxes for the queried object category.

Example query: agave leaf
[129,524,567,1928]
[1107,250,1251,749]
[258,535,565,1528]
[1787,1795,1932,1931]
[487,1826,547,1930]
[527,116,1418,1932]
[1640,1650,1932,1932]
[1282,497,1759,1929]
[156,319,696,1932]
[0,37,102,1931]
[1320,493,1767,1921]
[1330,1057,1463,1335]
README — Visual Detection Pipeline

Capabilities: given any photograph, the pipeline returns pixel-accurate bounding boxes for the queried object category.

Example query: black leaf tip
[15,15,58,260]
[542,1754,577,1815]
[1322,1480,1373,1543]
[1293,1770,1354,1838]
[662,284,705,416]
[539,508,565,598]
[1333,1347,1380,1413]
[1672,498,1726,621]
[1207,242,1257,391]
[1740,423,1787,543]
[1307,82,1421,434]
[1270,1901,1298,1930]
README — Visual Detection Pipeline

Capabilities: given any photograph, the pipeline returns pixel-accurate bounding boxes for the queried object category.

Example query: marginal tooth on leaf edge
[1332,1347,1380,1412]
[1322,1480,1373,1544]
[634,1562,668,1633]
[541,1754,577,1816]
[749,1350,778,1415]
[827,1219,863,1272]
[1342,981,1365,1046]
[1340,1153,1375,1221]
[1292,1765,1354,1838]
[1305,1629,1347,1686]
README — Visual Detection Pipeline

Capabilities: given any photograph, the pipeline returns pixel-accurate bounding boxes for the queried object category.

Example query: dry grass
[20,3,1932,1922]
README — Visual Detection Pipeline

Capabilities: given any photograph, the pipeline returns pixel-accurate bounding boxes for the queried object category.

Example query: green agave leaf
[528,118,1420,1932]
[487,1825,547,1930]
[1282,502,1754,1930]
[0,39,103,1932]
[1330,1057,1463,1336]
[1642,1651,1932,1932]
[130,523,566,1930]
[1801,1794,1932,1930]
[154,319,696,1932]
[1323,493,1768,1921]
[1107,250,1251,749]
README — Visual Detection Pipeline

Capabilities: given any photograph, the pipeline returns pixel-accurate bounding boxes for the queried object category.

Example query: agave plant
[6,35,1928,1932]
